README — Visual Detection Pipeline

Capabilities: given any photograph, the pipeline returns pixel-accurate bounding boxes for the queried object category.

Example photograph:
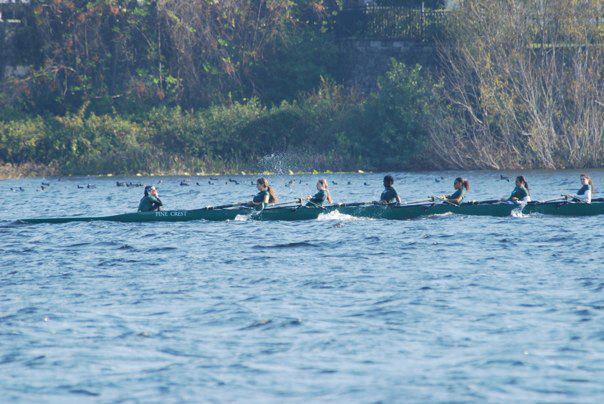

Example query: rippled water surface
[1,170,603,402]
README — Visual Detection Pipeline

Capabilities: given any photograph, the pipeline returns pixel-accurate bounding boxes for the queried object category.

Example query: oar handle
[271,199,303,207]
[406,198,435,205]
[336,201,376,208]
[306,199,326,209]
[204,198,301,210]
[204,202,248,210]
[539,195,570,204]
[442,200,460,206]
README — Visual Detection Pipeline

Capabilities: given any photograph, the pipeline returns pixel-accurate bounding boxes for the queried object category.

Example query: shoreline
[0,163,369,180]
[2,166,603,181]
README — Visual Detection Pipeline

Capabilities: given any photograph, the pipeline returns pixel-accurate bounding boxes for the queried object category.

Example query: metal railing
[0,0,30,23]
[336,6,449,42]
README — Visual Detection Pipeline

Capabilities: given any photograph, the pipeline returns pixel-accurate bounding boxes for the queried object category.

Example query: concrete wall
[0,23,32,80]
[0,0,30,78]
[341,39,438,92]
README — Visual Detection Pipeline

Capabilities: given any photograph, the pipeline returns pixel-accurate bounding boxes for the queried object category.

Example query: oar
[539,195,572,204]
[203,202,249,210]
[336,201,375,208]
[205,199,302,211]
[249,199,304,218]
[428,195,463,207]
[305,199,326,210]
[539,195,594,204]
[271,199,303,207]
[404,198,435,205]
[466,198,513,205]
[442,200,459,206]
[338,198,434,208]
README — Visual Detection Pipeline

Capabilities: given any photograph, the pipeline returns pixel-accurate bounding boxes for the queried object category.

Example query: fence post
[337,3,446,42]
[420,3,425,41]
[0,20,5,80]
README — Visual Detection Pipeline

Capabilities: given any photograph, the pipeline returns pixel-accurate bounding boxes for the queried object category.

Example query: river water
[1,170,603,402]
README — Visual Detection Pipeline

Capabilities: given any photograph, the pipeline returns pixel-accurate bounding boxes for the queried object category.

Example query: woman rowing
[508,175,531,205]
[250,177,278,207]
[567,173,593,203]
[380,175,402,204]
[306,179,333,207]
[440,177,470,205]
[138,185,163,212]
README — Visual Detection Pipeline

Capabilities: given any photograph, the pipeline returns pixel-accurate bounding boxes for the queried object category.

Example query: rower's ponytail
[581,173,595,192]
[267,186,278,204]
[258,177,278,204]
[455,177,470,191]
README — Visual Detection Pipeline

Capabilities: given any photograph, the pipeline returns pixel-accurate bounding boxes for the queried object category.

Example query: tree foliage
[0,61,436,174]
[430,0,603,169]
[2,0,343,113]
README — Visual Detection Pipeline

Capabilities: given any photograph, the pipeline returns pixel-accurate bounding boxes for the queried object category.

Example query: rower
[306,179,333,207]
[380,175,402,204]
[568,174,593,203]
[440,177,470,205]
[250,178,278,207]
[138,185,163,212]
[508,176,531,204]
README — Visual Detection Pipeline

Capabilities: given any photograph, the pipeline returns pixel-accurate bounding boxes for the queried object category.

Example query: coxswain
[380,175,402,204]
[138,185,163,212]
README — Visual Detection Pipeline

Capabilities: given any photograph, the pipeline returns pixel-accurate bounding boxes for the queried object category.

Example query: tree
[430,0,603,168]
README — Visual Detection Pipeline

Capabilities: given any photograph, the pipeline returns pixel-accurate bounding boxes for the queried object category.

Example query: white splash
[234,215,250,221]
[317,210,360,221]
[429,212,454,218]
[510,209,528,218]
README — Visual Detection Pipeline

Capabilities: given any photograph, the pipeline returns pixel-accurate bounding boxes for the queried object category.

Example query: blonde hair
[318,179,329,188]
[581,173,595,191]
[257,177,279,203]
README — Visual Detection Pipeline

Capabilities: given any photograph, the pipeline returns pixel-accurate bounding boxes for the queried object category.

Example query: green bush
[0,118,46,164]
[0,62,435,175]
[360,61,433,168]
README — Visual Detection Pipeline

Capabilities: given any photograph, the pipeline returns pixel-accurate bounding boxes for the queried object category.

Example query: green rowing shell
[18,201,604,224]
[19,206,333,224]
[525,201,604,216]
[338,202,518,219]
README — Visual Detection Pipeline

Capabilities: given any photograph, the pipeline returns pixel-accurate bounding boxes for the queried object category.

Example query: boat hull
[338,202,519,219]
[526,201,604,216]
[18,201,603,224]
[19,206,330,224]
[20,208,242,224]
